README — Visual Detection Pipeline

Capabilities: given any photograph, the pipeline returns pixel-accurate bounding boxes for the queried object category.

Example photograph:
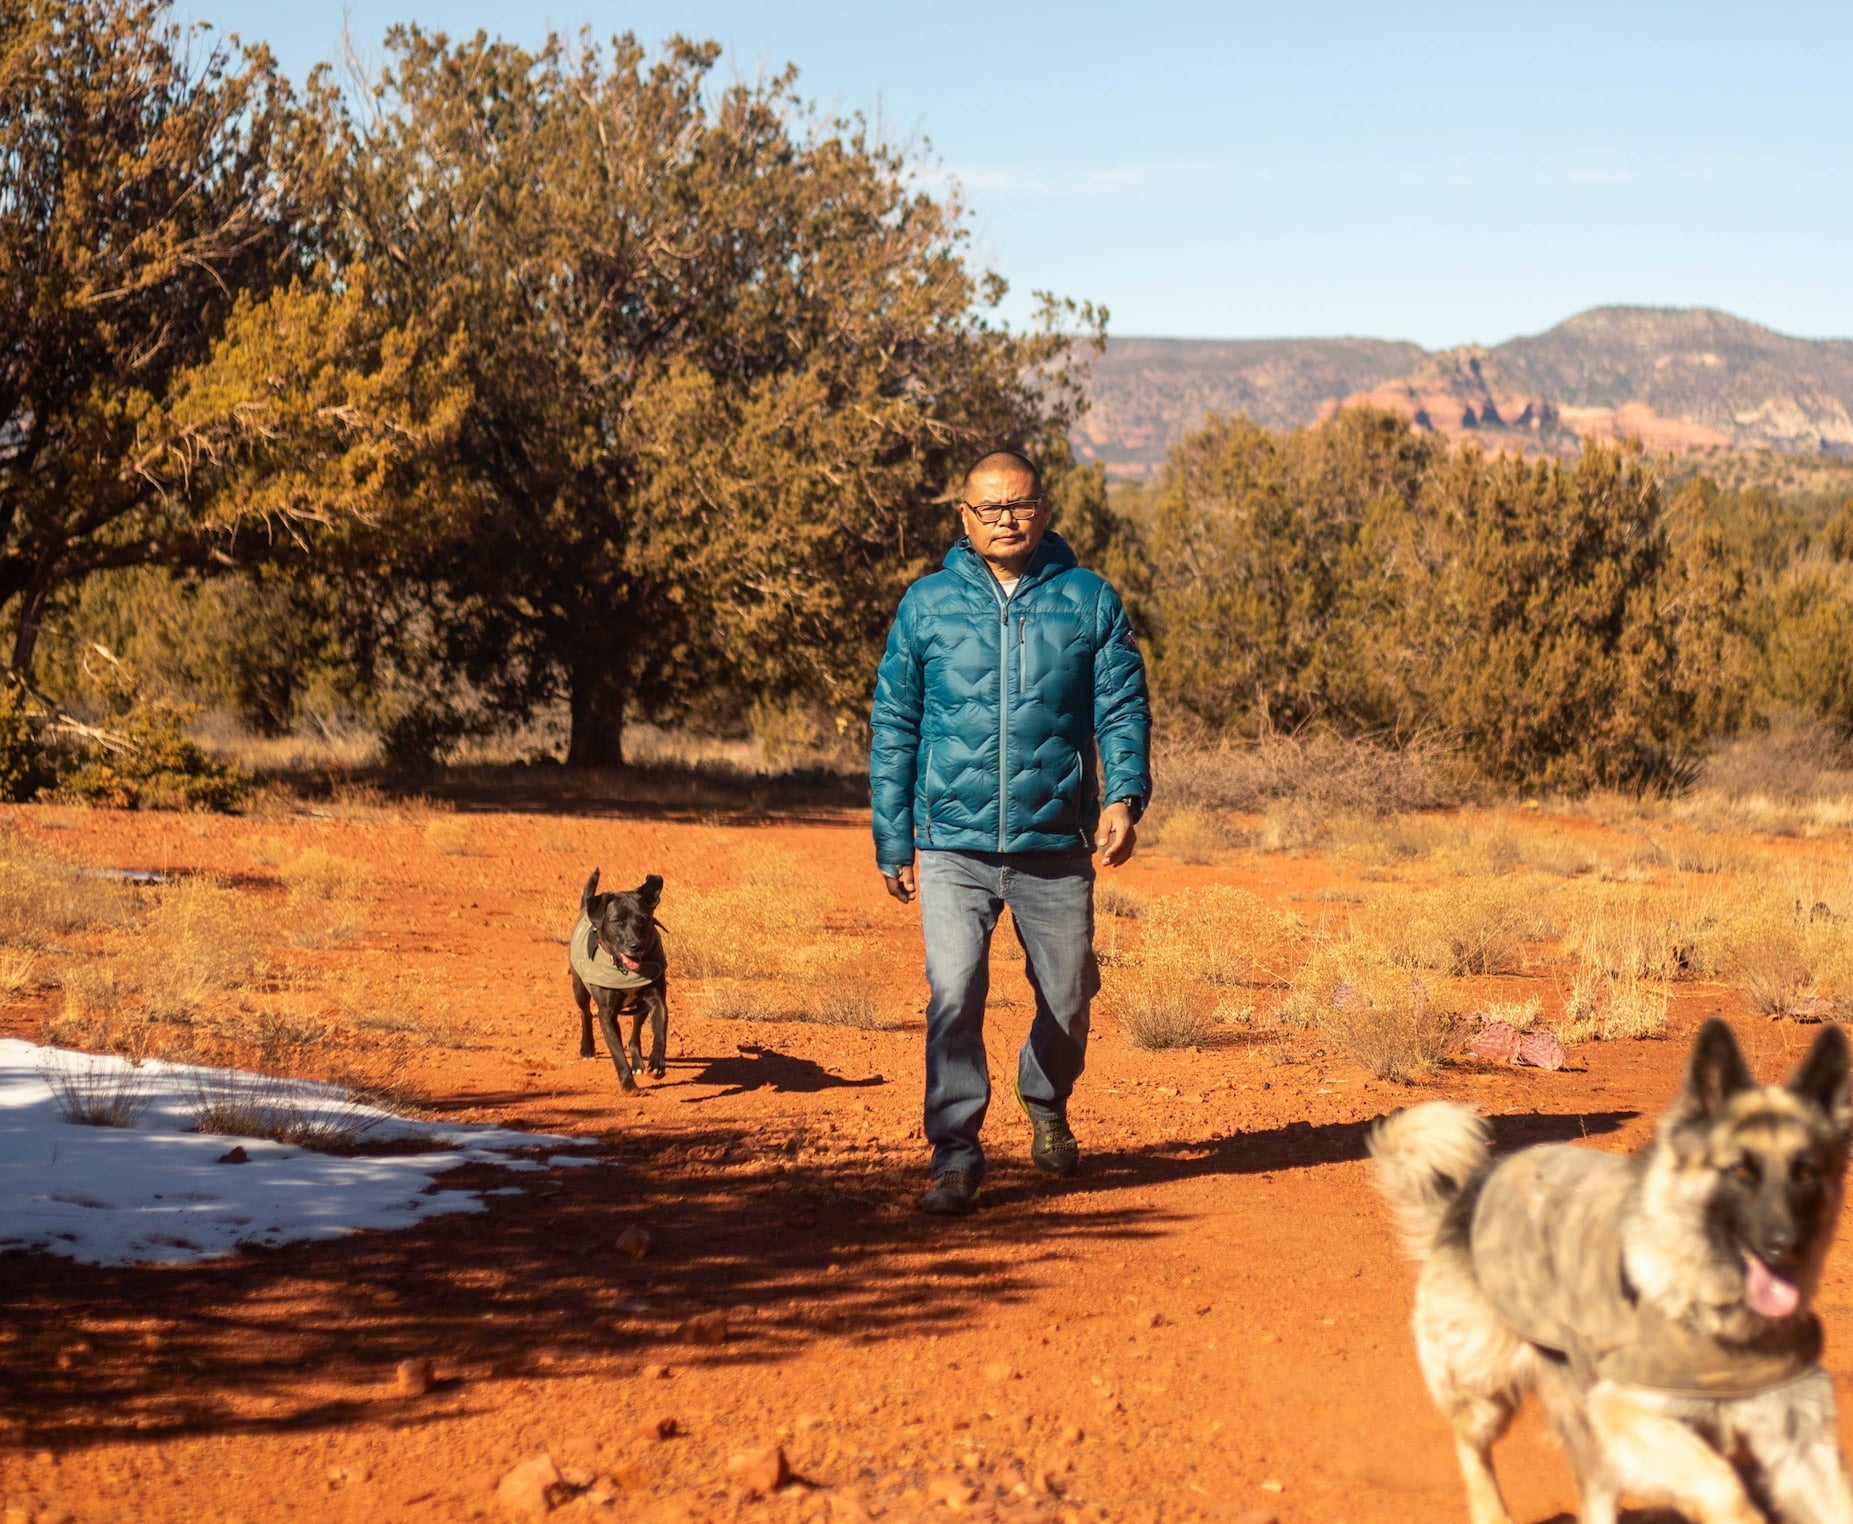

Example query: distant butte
[1079,306,1853,477]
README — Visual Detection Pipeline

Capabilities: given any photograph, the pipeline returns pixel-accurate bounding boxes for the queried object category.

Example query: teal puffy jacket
[869,531,1151,868]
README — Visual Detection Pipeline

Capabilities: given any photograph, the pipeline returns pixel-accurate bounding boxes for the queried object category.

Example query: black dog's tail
[581,868,601,915]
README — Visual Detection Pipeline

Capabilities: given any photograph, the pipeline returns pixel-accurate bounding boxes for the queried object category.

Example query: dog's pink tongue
[1745,1254,1801,1319]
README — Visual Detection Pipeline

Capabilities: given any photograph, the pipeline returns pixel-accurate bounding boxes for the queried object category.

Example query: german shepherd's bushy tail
[1367,1103,1491,1262]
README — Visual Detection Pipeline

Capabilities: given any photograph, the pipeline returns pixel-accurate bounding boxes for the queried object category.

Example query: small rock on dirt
[615,1225,652,1260]
[644,1416,679,1441]
[677,1310,728,1346]
[1230,1511,1278,1524]
[394,1357,434,1397]
[496,1453,564,1518]
[1259,1478,1285,1493]
[641,1362,670,1380]
[726,1444,789,1495]
[982,1361,1015,1383]
[217,1146,249,1164]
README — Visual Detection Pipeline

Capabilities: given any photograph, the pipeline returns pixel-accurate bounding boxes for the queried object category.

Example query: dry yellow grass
[1094,880,1147,920]
[279,847,372,901]
[0,834,137,946]
[238,833,296,868]
[138,878,274,1017]
[792,940,891,1029]
[1108,944,1214,1050]
[1556,959,1669,1042]
[277,848,374,948]
[1152,805,1235,864]
[422,817,484,856]
[0,948,37,997]
[1140,885,1298,988]
[675,843,826,980]
[1366,878,1543,976]
[1283,929,1463,1080]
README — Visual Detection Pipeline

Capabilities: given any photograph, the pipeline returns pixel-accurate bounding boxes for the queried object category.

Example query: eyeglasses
[959,496,1046,525]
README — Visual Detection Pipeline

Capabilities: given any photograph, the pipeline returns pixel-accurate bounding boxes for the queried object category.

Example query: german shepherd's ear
[1680,1018,1755,1122]
[582,868,602,916]
[638,874,664,909]
[1787,1023,1852,1133]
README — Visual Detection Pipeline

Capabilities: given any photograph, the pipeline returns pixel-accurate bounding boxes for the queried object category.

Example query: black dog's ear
[582,868,602,916]
[639,873,664,908]
[1680,1017,1756,1122]
[1788,1023,1852,1132]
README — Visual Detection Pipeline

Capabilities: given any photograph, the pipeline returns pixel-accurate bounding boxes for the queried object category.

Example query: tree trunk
[567,647,628,766]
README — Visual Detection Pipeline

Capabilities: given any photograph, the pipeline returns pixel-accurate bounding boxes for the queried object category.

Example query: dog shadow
[668,1044,886,1102]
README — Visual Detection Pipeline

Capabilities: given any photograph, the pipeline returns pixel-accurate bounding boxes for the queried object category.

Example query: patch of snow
[0,1039,602,1267]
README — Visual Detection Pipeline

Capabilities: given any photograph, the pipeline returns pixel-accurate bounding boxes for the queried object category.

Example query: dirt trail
[1,800,1850,1524]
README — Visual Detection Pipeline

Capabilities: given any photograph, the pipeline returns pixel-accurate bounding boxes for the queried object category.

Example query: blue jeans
[916,849,1098,1181]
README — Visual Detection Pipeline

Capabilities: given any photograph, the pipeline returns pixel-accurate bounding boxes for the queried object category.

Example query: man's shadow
[671,1045,886,1102]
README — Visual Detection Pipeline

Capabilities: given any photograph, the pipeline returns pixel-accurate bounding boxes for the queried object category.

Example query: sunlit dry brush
[138,877,274,1019]
[1109,943,1216,1050]
[422,816,485,856]
[0,830,136,947]
[1364,877,1545,977]
[38,1049,152,1128]
[277,846,374,947]
[237,833,296,868]
[1150,804,1236,864]
[675,842,827,981]
[1703,873,1853,1019]
[789,939,893,1030]
[1093,881,1147,921]
[1282,928,1464,1082]
[1556,954,1670,1042]
[1139,884,1300,989]
[1156,730,1469,821]
[1109,885,1300,1050]
[1668,724,1853,839]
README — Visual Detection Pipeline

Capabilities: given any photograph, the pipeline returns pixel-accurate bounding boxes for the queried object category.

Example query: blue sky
[185,1,1853,349]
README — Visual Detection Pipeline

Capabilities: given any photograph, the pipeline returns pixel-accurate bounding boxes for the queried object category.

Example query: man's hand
[1097,801,1138,868]
[882,863,917,904]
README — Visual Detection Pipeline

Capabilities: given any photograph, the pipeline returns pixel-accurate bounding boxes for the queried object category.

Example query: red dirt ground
[0,798,1849,1524]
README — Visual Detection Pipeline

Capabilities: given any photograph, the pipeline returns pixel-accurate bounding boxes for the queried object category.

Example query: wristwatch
[1114,796,1145,823]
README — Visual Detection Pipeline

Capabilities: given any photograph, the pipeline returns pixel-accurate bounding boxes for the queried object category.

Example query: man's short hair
[962,448,1042,500]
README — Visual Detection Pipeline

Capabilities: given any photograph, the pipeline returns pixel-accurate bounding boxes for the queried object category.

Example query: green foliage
[55,702,247,811]
[1766,561,1853,733]
[199,27,1100,765]
[1145,411,1759,790]
[0,0,303,673]
[0,683,34,801]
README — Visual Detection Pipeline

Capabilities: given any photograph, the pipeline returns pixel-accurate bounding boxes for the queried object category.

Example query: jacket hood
[943,531,1078,597]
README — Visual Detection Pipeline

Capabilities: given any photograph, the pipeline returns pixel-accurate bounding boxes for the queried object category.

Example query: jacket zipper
[922,741,936,844]
[1017,619,1026,691]
[997,592,1009,852]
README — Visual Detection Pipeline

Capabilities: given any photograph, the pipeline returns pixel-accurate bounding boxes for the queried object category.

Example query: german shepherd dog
[1370,1018,1853,1524]
[569,869,667,1092]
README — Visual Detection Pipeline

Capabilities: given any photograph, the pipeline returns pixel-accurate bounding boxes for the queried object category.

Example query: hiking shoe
[1028,1113,1080,1177]
[1015,1076,1080,1177]
[922,1169,980,1216]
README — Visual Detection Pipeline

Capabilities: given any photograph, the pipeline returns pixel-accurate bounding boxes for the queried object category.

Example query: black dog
[568,869,668,1092]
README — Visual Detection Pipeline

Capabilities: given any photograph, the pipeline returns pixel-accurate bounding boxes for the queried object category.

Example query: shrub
[1557,962,1669,1042]
[54,702,247,810]
[422,816,483,856]
[1152,804,1233,863]
[1285,930,1463,1080]
[1367,880,1542,976]
[184,1068,379,1152]
[1094,881,1147,920]
[1155,729,1468,818]
[1110,946,1214,1050]
[1142,885,1297,988]
[139,878,273,1017]
[39,1050,152,1128]
[279,846,372,901]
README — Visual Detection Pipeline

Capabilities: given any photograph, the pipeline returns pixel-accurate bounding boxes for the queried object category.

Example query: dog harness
[567,913,663,991]
[1470,1144,1822,1400]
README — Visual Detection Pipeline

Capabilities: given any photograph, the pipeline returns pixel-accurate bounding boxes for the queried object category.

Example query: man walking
[870,448,1151,1216]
